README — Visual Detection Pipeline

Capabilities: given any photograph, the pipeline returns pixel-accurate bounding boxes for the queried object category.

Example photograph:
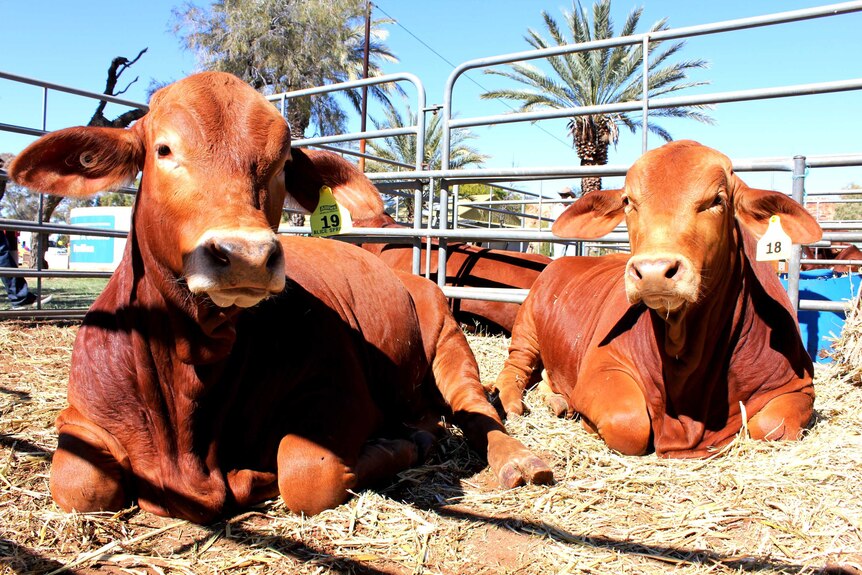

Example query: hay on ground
[1,322,861,575]
[825,290,862,386]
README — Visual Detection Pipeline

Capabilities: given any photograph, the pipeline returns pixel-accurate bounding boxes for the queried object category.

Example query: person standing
[1,230,52,309]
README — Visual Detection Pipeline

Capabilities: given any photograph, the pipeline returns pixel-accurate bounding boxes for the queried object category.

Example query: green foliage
[0,178,93,223]
[480,0,713,188]
[835,183,862,221]
[96,191,136,208]
[364,100,489,172]
[173,0,400,137]
[363,99,489,222]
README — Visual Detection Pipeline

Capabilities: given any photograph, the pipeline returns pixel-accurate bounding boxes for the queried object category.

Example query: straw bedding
[1,320,860,575]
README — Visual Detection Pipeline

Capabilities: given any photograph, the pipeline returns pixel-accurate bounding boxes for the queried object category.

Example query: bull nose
[185,230,286,307]
[627,257,686,284]
[203,235,283,274]
[625,253,699,310]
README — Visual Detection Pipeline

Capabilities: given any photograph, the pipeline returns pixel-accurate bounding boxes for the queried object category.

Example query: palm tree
[481,0,713,193]
[365,100,489,221]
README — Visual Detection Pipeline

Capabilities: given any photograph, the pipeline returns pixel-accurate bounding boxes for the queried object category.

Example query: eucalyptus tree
[481,0,713,193]
[173,0,400,138]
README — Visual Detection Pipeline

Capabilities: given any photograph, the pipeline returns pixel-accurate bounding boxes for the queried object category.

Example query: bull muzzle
[184,229,286,308]
[625,253,699,313]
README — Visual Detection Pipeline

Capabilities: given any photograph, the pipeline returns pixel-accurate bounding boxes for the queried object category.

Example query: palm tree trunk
[572,115,613,194]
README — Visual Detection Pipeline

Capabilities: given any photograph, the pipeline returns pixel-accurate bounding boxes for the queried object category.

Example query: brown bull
[9,71,551,523]
[283,148,551,334]
[802,244,862,274]
[491,140,822,458]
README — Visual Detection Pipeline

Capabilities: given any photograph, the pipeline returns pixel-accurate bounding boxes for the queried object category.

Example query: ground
[1,321,861,575]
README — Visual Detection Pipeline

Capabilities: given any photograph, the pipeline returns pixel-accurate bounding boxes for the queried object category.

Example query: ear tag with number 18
[756,215,792,261]
[310,185,353,237]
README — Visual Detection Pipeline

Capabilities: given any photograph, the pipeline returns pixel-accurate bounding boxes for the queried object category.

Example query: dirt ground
[1,320,861,575]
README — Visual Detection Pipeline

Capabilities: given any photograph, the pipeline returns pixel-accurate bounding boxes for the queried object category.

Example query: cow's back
[378,243,550,333]
[525,254,636,375]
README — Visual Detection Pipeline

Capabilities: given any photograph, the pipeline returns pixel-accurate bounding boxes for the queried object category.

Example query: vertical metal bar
[424,178,435,279]
[787,155,807,315]
[412,187,422,275]
[437,181,449,289]
[358,0,372,172]
[641,35,650,153]
[35,87,49,307]
[413,88,428,278]
[453,184,460,230]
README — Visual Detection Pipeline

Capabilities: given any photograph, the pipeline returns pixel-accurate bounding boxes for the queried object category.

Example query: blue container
[780,270,861,363]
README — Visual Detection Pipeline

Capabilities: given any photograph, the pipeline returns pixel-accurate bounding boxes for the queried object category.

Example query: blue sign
[70,214,115,264]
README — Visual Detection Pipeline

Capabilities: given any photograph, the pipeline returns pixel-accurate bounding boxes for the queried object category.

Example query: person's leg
[0,233,30,305]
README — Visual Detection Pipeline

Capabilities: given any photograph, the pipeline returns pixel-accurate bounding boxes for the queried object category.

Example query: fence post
[787,155,807,315]
[412,187,422,276]
[641,34,650,154]
[437,182,449,289]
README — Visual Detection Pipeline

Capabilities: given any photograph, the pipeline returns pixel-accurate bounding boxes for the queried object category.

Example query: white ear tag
[756,215,792,261]
[310,185,353,237]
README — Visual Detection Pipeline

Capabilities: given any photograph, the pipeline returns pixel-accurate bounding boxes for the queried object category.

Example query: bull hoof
[497,453,555,488]
[545,393,569,418]
[497,388,527,416]
[488,433,554,488]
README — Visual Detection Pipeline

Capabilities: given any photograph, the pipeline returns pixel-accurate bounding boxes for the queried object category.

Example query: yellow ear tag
[756,215,792,261]
[310,185,353,237]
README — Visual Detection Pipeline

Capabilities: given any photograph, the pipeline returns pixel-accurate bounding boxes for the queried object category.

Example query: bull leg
[276,434,418,516]
[538,371,570,418]
[491,300,542,416]
[51,422,129,513]
[574,370,651,456]
[227,469,279,508]
[430,306,553,488]
[747,391,813,441]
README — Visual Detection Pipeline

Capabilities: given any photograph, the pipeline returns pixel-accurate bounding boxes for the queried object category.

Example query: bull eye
[622,195,635,213]
[156,144,172,158]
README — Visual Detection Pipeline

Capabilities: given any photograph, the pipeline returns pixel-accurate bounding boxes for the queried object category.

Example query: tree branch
[89,48,149,128]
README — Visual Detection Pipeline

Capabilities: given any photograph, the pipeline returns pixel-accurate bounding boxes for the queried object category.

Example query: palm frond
[479,0,713,169]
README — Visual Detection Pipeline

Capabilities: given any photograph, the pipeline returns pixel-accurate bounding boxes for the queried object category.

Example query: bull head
[552,140,822,316]
[9,72,292,309]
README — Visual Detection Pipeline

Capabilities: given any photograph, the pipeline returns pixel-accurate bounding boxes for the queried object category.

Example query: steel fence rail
[3,4,862,322]
[0,70,149,110]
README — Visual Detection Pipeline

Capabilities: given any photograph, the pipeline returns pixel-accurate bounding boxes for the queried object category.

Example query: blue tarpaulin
[779,270,861,363]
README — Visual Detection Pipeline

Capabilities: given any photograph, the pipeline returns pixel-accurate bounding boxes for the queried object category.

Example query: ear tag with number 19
[756,215,792,261]
[310,185,353,237]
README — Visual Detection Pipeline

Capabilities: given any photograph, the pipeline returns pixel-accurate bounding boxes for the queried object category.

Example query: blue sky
[2,1,861,197]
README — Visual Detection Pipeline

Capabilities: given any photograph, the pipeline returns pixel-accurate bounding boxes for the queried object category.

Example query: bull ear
[9,126,144,198]
[284,148,385,219]
[282,148,325,213]
[551,188,626,239]
[734,177,822,244]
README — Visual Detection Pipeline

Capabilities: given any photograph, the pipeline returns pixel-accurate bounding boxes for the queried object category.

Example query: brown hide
[10,72,551,523]
[283,148,551,334]
[802,245,862,274]
[493,141,821,458]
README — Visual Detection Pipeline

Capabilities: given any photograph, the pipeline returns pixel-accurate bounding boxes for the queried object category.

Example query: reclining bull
[10,71,552,523]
